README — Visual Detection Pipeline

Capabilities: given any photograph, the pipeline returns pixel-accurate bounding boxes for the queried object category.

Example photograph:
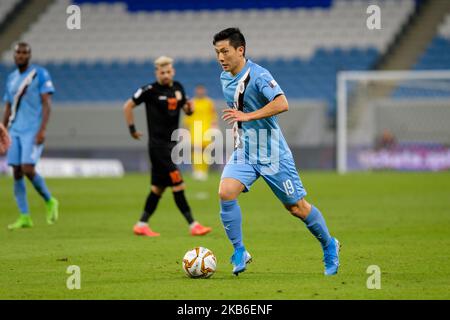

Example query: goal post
[337,70,450,174]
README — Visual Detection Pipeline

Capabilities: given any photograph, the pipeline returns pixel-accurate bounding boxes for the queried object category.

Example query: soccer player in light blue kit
[213,28,340,275]
[2,42,59,229]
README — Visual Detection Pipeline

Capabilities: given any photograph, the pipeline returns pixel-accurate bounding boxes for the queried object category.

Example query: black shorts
[149,146,184,187]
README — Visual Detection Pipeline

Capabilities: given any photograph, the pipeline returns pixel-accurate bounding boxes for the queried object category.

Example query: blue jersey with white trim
[3,64,55,135]
[220,59,292,163]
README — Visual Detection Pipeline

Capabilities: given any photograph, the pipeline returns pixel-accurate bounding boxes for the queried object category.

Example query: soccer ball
[182,247,217,278]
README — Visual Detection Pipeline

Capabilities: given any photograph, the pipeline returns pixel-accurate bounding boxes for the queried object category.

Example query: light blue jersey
[220,59,306,205]
[218,57,337,276]
[220,59,292,164]
[3,64,55,136]
[3,64,54,166]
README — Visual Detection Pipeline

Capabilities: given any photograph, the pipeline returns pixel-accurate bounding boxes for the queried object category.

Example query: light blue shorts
[221,150,307,205]
[7,134,44,166]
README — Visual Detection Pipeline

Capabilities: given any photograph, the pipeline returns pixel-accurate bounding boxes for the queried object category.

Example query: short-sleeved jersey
[132,81,186,148]
[220,59,292,164]
[3,64,55,135]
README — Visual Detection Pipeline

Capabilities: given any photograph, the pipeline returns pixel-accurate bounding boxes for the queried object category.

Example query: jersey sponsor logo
[167,97,178,110]
[158,96,167,100]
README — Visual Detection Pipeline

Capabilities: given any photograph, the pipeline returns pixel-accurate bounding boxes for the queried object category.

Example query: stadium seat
[0,0,20,25]
[392,14,450,98]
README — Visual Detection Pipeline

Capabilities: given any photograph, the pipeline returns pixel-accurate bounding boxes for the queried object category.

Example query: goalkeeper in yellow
[184,85,217,181]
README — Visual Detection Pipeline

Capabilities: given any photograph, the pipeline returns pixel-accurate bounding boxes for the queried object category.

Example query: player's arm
[0,102,11,154]
[0,122,11,154]
[182,99,194,116]
[1,86,12,153]
[36,93,52,144]
[2,102,11,127]
[36,68,55,144]
[123,98,143,140]
[180,85,193,116]
[222,94,288,124]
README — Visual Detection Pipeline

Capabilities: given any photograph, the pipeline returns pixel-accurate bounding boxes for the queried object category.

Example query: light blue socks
[14,178,29,214]
[304,205,332,248]
[220,199,244,249]
[31,174,52,202]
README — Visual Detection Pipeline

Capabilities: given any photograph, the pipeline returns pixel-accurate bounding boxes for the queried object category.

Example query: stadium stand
[392,14,450,98]
[414,14,450,70]
[0,0,20,25]
[0,0,415,112]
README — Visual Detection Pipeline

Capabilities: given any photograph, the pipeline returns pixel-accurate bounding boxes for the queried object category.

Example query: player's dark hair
[213,28,246,56]
[15,42,31,53]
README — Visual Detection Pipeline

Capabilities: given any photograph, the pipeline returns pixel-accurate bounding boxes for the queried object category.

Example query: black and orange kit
[132,81,187,187]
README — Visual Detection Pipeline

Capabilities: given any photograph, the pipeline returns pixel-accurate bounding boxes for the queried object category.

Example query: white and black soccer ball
[182,247,217,278]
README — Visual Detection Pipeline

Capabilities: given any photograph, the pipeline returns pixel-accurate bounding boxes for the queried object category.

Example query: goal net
[337,70,450,173]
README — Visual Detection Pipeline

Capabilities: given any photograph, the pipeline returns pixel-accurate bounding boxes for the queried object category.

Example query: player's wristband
[129,124,137,135]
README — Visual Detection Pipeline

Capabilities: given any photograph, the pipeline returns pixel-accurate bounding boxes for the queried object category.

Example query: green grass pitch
[0,171,449,299]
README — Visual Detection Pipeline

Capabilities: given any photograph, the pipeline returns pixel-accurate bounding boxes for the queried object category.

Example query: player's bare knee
[151,185,165,196]
[218,178,244,200]
[13,166,24,180]
[218,188,229,200]
[285,204,302,218]
[21,165,35,180]
[298,199,312,219]
[172,183,185,193]
[285,199,311,219]
[218,184,236,200]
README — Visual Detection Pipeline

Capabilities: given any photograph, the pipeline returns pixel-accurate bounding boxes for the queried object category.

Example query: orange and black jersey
[132,81,187,147]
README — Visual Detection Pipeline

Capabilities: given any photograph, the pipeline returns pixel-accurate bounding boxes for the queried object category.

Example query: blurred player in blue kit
[213,28,340,275]
[2,42,59,229]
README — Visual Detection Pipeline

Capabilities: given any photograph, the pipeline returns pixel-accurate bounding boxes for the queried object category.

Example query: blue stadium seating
[414,36,450,70]
[73,0,425,11]
[392,36,450,98]
[0,47,378,114]
[73,0,333,11]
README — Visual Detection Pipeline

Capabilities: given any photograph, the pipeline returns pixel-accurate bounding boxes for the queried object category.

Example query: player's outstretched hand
[0,123,11,155]
[131,131,144,140]
[222,108,250,125]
